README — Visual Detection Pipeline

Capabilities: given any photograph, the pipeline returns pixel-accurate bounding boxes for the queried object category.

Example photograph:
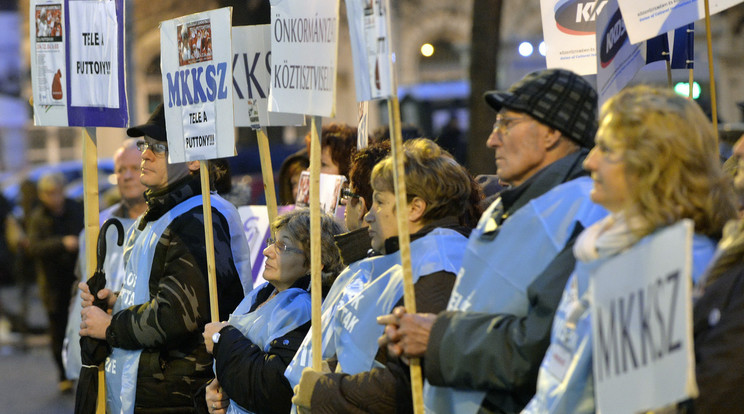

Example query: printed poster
[30,0,128,127]
[160,7,235,162]
[294,171,346,216]
[618,0,744,44]
[232,25,305,128]
[268,0,340,117]
[596,0,645,107]
[590,220,697,414]
[540,0,608,75]
[237,205,271,288]
[345,0,394,101]
[0,5,26,128]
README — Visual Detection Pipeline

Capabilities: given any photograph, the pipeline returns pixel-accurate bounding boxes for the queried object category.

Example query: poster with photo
[294,171,346,216]
[160,7,235,162]
[32,2,66,112]
[345,0,394,101]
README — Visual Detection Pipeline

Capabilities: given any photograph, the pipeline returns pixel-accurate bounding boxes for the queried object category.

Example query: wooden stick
[82,127,105,414]
[200,162,219,322]
[309,116,323,371]
[689,68,694,100]
[387,96,424,414]
[703,0,718,145]
[665,60,672,89]
[257,128,278,225]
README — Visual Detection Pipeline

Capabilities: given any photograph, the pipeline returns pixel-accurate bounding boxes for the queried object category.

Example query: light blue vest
[522,232,716,414]
[424,177,608,414]
[284,252,400,387]
[105,194,251,414]
[226,282,312,414]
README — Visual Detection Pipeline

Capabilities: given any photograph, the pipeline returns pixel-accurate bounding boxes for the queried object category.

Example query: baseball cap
[127,103,166,142]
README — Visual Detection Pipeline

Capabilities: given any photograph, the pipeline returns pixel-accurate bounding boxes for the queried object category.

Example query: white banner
[345,0,394,101]
[30,0,67,125]
[237,205,271,289]
[540,0,608,75]
[68,0,119,108]
[596,0,644,107]
[618,0,744,44]
[268,0,340,117]
[160,7,235,162]
[232,25,305,128]
[590,220,698,414]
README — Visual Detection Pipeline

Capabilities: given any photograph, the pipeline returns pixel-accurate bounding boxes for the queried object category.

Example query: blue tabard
[225,283,312,414]
[333,228,468,376]
[105,194,250,414]
[285,252,400,388]
[63,204,137,380]
[424,177,609,414]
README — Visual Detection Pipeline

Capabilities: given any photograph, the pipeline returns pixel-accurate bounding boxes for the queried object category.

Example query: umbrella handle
[96,218,125,273]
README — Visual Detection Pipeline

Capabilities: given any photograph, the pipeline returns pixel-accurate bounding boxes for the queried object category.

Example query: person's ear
[358,197,368,219]
[408,196,427,223]
[186,160,201,172]
[543,127,563,150]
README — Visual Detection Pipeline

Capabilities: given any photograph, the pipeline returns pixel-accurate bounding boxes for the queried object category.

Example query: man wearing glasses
[379,69,608,413]
[79,103,251,413]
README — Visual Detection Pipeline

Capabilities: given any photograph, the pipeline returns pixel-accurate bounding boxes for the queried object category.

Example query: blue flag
[645,23,693,69]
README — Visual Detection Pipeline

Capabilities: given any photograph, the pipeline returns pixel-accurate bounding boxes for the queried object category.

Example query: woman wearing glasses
[522,85,737,413]
[202,209,344,414]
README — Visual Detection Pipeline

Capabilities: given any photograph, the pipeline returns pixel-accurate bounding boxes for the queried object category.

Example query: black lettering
[666,271,682,352]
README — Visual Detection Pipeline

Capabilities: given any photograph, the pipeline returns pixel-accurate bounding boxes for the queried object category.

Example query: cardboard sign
[596,0,645,107]
[30,0,128,127]
[232,25,305,128]
[160,7,235,162]
[268,0,340,117]
[539,0,607,75]
[345,0,394,101]
[618,0,743,44]
[590,220,698,414]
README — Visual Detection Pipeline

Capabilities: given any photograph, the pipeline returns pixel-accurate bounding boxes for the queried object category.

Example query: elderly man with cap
[78,104,252,413]
[378,69,608,413]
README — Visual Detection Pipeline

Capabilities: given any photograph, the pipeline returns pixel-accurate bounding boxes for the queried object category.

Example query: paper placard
[160,7,235,162]
[345,0,394,101]
[268,0,340,117]
[617,0,743,44]
[294,170,346,216]
[232,25,305,128]
[540,0,606,75]
[590,220,697,414]
[237,205,271,289]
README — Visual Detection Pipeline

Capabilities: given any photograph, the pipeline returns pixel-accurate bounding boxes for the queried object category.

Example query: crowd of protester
[1,66,742,414]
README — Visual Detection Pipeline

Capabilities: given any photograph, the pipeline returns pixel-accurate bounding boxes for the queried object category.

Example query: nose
[364,209,374,224]
[486,128,501,149]
[583,146,599,172]
[263,244,275,258]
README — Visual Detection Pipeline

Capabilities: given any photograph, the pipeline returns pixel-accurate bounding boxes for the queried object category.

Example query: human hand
[79,283,116,310]
[203,321,228,354]
[205,379,229,414]
[292,367,325,414]
[80,305,112,340]
[377,306,436,358]
[62,235,79,252]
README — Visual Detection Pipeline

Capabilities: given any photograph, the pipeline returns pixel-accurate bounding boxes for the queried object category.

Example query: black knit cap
[127,103,167,142]
[484,69,598,148]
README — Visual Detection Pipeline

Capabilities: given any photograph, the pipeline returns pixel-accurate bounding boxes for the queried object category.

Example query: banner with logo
[232,25,305,128]
[345,0,394,101]
[596,0,644,107]
[268,0,340,117]
[161,8,235,162]
[591,220,697,414]
[30,0,128,127]
[237,205,271,288]
[539,0,608,75]
[617,0,743,44]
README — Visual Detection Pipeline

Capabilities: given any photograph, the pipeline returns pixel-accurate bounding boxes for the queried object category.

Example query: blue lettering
[180,69,194,105]
[166,72,181,108]
[191,67,206,104]
[217,62,228,99]
[243,52,265,99]
[232,54,244,99]
[206,65,217,101]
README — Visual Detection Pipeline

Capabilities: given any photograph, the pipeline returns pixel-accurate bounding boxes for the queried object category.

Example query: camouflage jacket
[106,175,244,413]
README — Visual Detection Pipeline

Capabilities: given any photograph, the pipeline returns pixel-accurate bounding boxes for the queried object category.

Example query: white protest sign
[294,171,346,216]
[345,0,394,101]
[590,220,697,414]
[30,0,66,124]
[68,0,119,108]
[160,7,235,162]
[232,25,305,128]
[596,0,645,107]
[540,0,608,75]
[618,0,744,44]
[237,205,272,289]
[268,0,340,117]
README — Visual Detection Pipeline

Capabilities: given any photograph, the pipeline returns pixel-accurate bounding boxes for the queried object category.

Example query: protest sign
[268,0,340,117]
[591,220,697,414]
[237,205,272,288]
[232,25,305,128]
[539,0,607,75]
[345,0,394,101]
[160,7,235,162]
[30,0,127,127]
[294,171,346,216]
[596,0,645,107]
[618,0,743,44]
[0,6,25,129]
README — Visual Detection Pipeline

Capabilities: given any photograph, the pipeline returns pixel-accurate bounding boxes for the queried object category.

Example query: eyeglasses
[341,187,361,201]
[492,116,531,135]
[266,237,304,255]
[136,140,169,155]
